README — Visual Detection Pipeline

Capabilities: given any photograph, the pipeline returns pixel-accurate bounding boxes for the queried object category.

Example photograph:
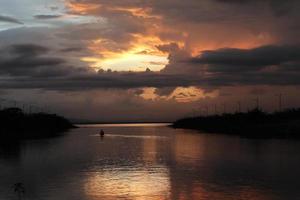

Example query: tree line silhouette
[0,107,75,140]
[173,108,300,139]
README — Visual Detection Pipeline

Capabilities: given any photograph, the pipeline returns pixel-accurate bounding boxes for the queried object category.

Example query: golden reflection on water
[190,184,277,200]
[82,127,280,200]
[143,137,157,163]
[84,167,170,200]
[174,133,204,165]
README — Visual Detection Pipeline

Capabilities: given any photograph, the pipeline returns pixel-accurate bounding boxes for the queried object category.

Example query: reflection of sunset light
[84,167,170,200]
[143,137,157,162]
[174,133,203,165]
[190,184,277,200]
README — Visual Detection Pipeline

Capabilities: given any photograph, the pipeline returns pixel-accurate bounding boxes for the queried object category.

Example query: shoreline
[0,107,75,140]
[172,108,300,139]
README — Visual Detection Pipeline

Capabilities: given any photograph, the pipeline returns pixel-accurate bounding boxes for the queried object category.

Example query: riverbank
[0,107,75,140]
[172,108,300,139]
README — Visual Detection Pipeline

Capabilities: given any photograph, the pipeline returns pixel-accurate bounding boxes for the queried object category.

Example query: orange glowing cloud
[138,87,219,103]
[65,1,189,72]
[81,33,172,71]
[65,2,101,14]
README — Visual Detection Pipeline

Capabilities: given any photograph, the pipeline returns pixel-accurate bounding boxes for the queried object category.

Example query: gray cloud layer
[1,43,300,91]
[1,1,300,90]
[1,0,300,120]
[0,15,23,24]
[190,45,300,72]
[34,15,63,20]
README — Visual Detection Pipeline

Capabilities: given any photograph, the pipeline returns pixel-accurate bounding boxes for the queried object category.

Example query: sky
[0,0,300,122]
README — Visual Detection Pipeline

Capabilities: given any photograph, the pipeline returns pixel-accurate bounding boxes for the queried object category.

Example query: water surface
[0,124,300,200]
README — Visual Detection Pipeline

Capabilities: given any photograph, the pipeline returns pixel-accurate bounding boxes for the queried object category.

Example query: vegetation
[173,108,300,139]
[0,107,75,140]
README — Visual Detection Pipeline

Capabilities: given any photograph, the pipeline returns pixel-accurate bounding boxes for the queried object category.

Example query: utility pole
[214,104,217,115]
[253,97,259,109]
[222,103,226,114]
[192,108,196,117]
[0,99,8,110]
[0,99,4,110]
[205,105,209,116]
[275,93,283,111]
[237,101,241,113]
[12,100,17,107]
[198,106,202,116]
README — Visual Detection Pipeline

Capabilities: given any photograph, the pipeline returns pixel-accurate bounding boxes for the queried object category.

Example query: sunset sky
[1,0,300,122]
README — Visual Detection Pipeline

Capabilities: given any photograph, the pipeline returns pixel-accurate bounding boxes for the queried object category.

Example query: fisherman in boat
[99,129,105,137]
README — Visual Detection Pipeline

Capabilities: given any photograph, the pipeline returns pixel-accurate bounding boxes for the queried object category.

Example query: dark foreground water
[0,124,300,200]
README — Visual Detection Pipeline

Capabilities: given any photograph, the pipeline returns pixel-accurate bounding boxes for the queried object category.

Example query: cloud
[66,0,300,46]
[1,43,300,91]
[1,0,300,121]
[60,47,84,52]
[190,45,300,72]
[154,87,176,96]
[1,1,300,90]
[0,44,90,78]
[0,15,23,24]
[156,43,180,54]
[9,44,50,56]
[34,15,62,19]
[215,0,299,17]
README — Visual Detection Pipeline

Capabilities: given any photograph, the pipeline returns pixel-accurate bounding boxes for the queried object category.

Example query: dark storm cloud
[9,44,50,56]
[0,15,23,24]
[67,0,300,45]
[155,87,176,96]
[60,47,83,52]
[0,44,89,78]
[2,68,300,91]
[0,72,199,90]
[190,45,300,72]
[156,43,180,53]
[1,42,300,91]
[34,15,62,19]
[77,0,298,23]
[215,0,299,17]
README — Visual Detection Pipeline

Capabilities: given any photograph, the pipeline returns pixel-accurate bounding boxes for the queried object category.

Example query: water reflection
[174,132,204,165]
[0,125,299,200]
[142,136,157,163]
[84,166,170,200]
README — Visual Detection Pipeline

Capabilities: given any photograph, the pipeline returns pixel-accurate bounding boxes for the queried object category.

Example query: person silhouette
[13,182,25,200]
[100,129,105,137]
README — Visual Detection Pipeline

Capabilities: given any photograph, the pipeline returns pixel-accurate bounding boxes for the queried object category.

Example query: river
[0,123,299,200]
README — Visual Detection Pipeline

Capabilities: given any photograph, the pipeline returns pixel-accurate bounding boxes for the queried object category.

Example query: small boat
[100,130,105,137]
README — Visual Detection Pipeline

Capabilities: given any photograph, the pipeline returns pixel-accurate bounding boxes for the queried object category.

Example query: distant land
[173,108,300,139]
[0,107,75,140]
[75,121,172,125]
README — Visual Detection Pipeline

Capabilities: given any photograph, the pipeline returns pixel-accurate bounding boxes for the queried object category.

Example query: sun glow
[82,35,170,71]
[81,53,168,72]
